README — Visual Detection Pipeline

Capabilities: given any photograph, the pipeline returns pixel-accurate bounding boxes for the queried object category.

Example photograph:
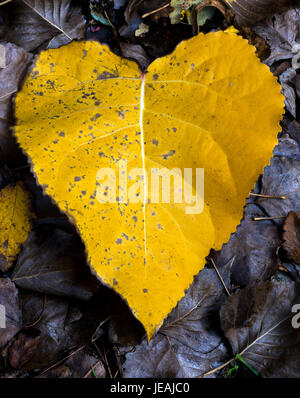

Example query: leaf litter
[0,0,300,379]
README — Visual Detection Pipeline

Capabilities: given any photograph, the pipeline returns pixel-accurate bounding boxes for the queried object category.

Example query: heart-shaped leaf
[15,32,284,338]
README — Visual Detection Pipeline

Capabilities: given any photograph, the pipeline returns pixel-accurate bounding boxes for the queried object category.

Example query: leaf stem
[250,193,286,200]
[0,0,13,5]
[211,258,231,296]
[142,2,171,18]
[253,216,285,221]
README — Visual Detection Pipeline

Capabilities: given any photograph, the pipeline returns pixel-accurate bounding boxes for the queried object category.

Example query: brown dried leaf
[36,347,106,378]
[252,7,300,66]
[12,224,100,300]
[0,278,22,349]
[220,280,300,377]
[2,0,86,51]
[124,259,234,377]
[226,0,293,26]
[18,292,101,370]
[283,211,300,264]
[0,42,32,166]
[119,42,151,71]
[258,121,300,226]
[9,333,41,369]
[120,0,169,37]
[214,202,281,287]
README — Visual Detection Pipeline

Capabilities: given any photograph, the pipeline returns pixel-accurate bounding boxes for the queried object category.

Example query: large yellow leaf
[0,182,34,271]
[15,32,284,338]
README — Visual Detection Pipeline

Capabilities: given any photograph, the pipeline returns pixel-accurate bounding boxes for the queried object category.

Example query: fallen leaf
[279,67,297,118]
[12,223,100,300]
[295,72,300,97]
[214,201,281,287]
[282,261,300,282]
[9,332,41,369]
[0,42,32,166]
[16,284,140,371]
[283,211,300,264]
[18,291,100,370]
[107,304,146,346]
[15,33,284,338]
[120,42,151,71]
[124,334,183,377]
[36,347,106,378]
[2,0,86,51]
[252,7,300,66]
[120,0,171,37]
[0,182,34,271]
[0,278,22,349]
[124,259,233,377]
[225,0,293,26]
[259,120,300,226]
[220,280,300,377]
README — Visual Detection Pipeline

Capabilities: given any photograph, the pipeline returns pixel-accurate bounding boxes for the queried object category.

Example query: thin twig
[198,358,234,378]
[199,314,293,378]
[103,348,113,378]
[253,216,285,221]
[142,2,170,18]
[211,258,231,296]
[113,369,119,378]
[250,193,286,200]
[104,10,115,29]
[93,341,113,378]
[113,345,124,378]
[39,345,85,375]
[24,295,47,328]
[91,316,112,343]
[83,360,102,378]
[162,296,207,329]
[0,0,13,6]
[11,165,31,171]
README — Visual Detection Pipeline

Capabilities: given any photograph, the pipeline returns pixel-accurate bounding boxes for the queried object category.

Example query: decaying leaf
[18,291,102,370]
[15,33,284,338]
[124,258,233,377]
[0,278,22,349]
[283,211,300,264]
[120,0,169,37]
[214,201,281,287]
[0,182,34,271]
[279,67,297,118]
[9,332,41,369]
[252,7,300,66]
[2,0,86,51]
[0,42,33,166]
[35,347,106,378]
[11,224,100,300]
[258,121,300,226]
[120,42,151,71]
[220,280,300,377]
[225,0,293,26]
